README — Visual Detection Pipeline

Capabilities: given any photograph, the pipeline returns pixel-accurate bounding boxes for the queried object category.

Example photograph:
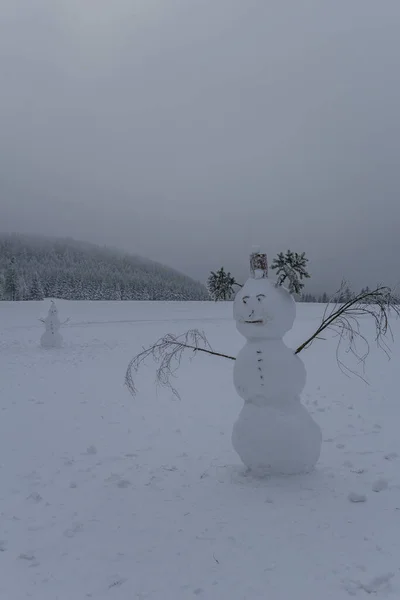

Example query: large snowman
[40,301,63,349]
[232,251,322,476]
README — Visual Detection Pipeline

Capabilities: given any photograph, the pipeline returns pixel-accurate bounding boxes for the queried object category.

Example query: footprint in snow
[108,578,127,589]
[384,453,398,461]
[361,572,395,594]
[64,522,84,538]
[372,479,389,493]
[348,492,367,503]
[345,572,395,595]
[26,492,43,503]
[117,479,131,489]
[18,553,36,561]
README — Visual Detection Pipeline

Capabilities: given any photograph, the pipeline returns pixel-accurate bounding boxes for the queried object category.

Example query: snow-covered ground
[1,300,399,599]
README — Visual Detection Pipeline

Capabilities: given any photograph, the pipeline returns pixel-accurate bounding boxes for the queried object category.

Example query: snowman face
[233,278,295,340]
[49,304,58,316]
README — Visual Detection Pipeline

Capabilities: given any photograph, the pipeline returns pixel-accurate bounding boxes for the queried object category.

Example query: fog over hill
[0,233,209,301]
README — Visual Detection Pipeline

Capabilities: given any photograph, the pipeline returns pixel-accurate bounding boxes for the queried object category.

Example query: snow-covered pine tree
[360,286,376,304]
[17,276,28,301]
[301,293,317,303]
[28,272,44,301]
[336,287,351,303]
[343,286,353,303]
[113,282,122,301]
[4,258,19,300]
[271,250,310,295]
[94,282,105,301]
[207,267,238,301]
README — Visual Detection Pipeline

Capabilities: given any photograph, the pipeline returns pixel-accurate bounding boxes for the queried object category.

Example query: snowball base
[232,401,322,476]
[41,331,63,349]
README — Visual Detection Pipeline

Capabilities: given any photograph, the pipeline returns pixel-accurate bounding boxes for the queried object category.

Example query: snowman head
[233,252,296,340]
[49,302,58,317]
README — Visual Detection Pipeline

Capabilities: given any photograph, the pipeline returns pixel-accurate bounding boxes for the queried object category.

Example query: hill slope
[0,233,209,301]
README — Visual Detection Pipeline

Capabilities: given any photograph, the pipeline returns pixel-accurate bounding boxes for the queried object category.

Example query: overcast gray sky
[1,0,400,292]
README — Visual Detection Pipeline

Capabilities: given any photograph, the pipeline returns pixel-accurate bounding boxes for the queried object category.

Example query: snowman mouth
[244,319,264,324]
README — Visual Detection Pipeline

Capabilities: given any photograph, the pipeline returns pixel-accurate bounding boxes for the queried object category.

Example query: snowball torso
[233,340,306,405]
[232,274,322,475]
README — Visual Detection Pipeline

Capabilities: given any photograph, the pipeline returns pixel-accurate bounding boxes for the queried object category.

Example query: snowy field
[1,300,400,599]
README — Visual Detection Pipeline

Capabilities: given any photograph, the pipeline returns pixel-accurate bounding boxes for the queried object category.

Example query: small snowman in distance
[40,301,66,349]
[232,251,322,476]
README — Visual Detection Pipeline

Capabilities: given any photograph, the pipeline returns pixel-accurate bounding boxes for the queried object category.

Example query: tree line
[301,286,396,304]
[0,234,209,302]
[1,236,395,304]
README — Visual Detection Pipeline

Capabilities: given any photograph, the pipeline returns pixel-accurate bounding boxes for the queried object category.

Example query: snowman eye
[242,296,249,304]
[257,294,266,302]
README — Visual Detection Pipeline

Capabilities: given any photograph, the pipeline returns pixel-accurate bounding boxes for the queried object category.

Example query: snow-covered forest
[0,234,209,301]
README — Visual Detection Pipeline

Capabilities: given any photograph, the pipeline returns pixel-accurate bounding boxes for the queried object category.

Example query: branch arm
[167,340,235,361]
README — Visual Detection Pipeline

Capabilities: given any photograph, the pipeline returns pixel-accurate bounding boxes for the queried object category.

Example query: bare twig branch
[125,329,235,398]
[294,283,399,378]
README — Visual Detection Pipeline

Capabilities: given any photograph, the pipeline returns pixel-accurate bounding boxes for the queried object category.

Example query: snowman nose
[249,309,255,318]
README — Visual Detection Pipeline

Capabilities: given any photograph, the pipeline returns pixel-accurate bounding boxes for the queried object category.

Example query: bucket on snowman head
[250,251,268,279]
